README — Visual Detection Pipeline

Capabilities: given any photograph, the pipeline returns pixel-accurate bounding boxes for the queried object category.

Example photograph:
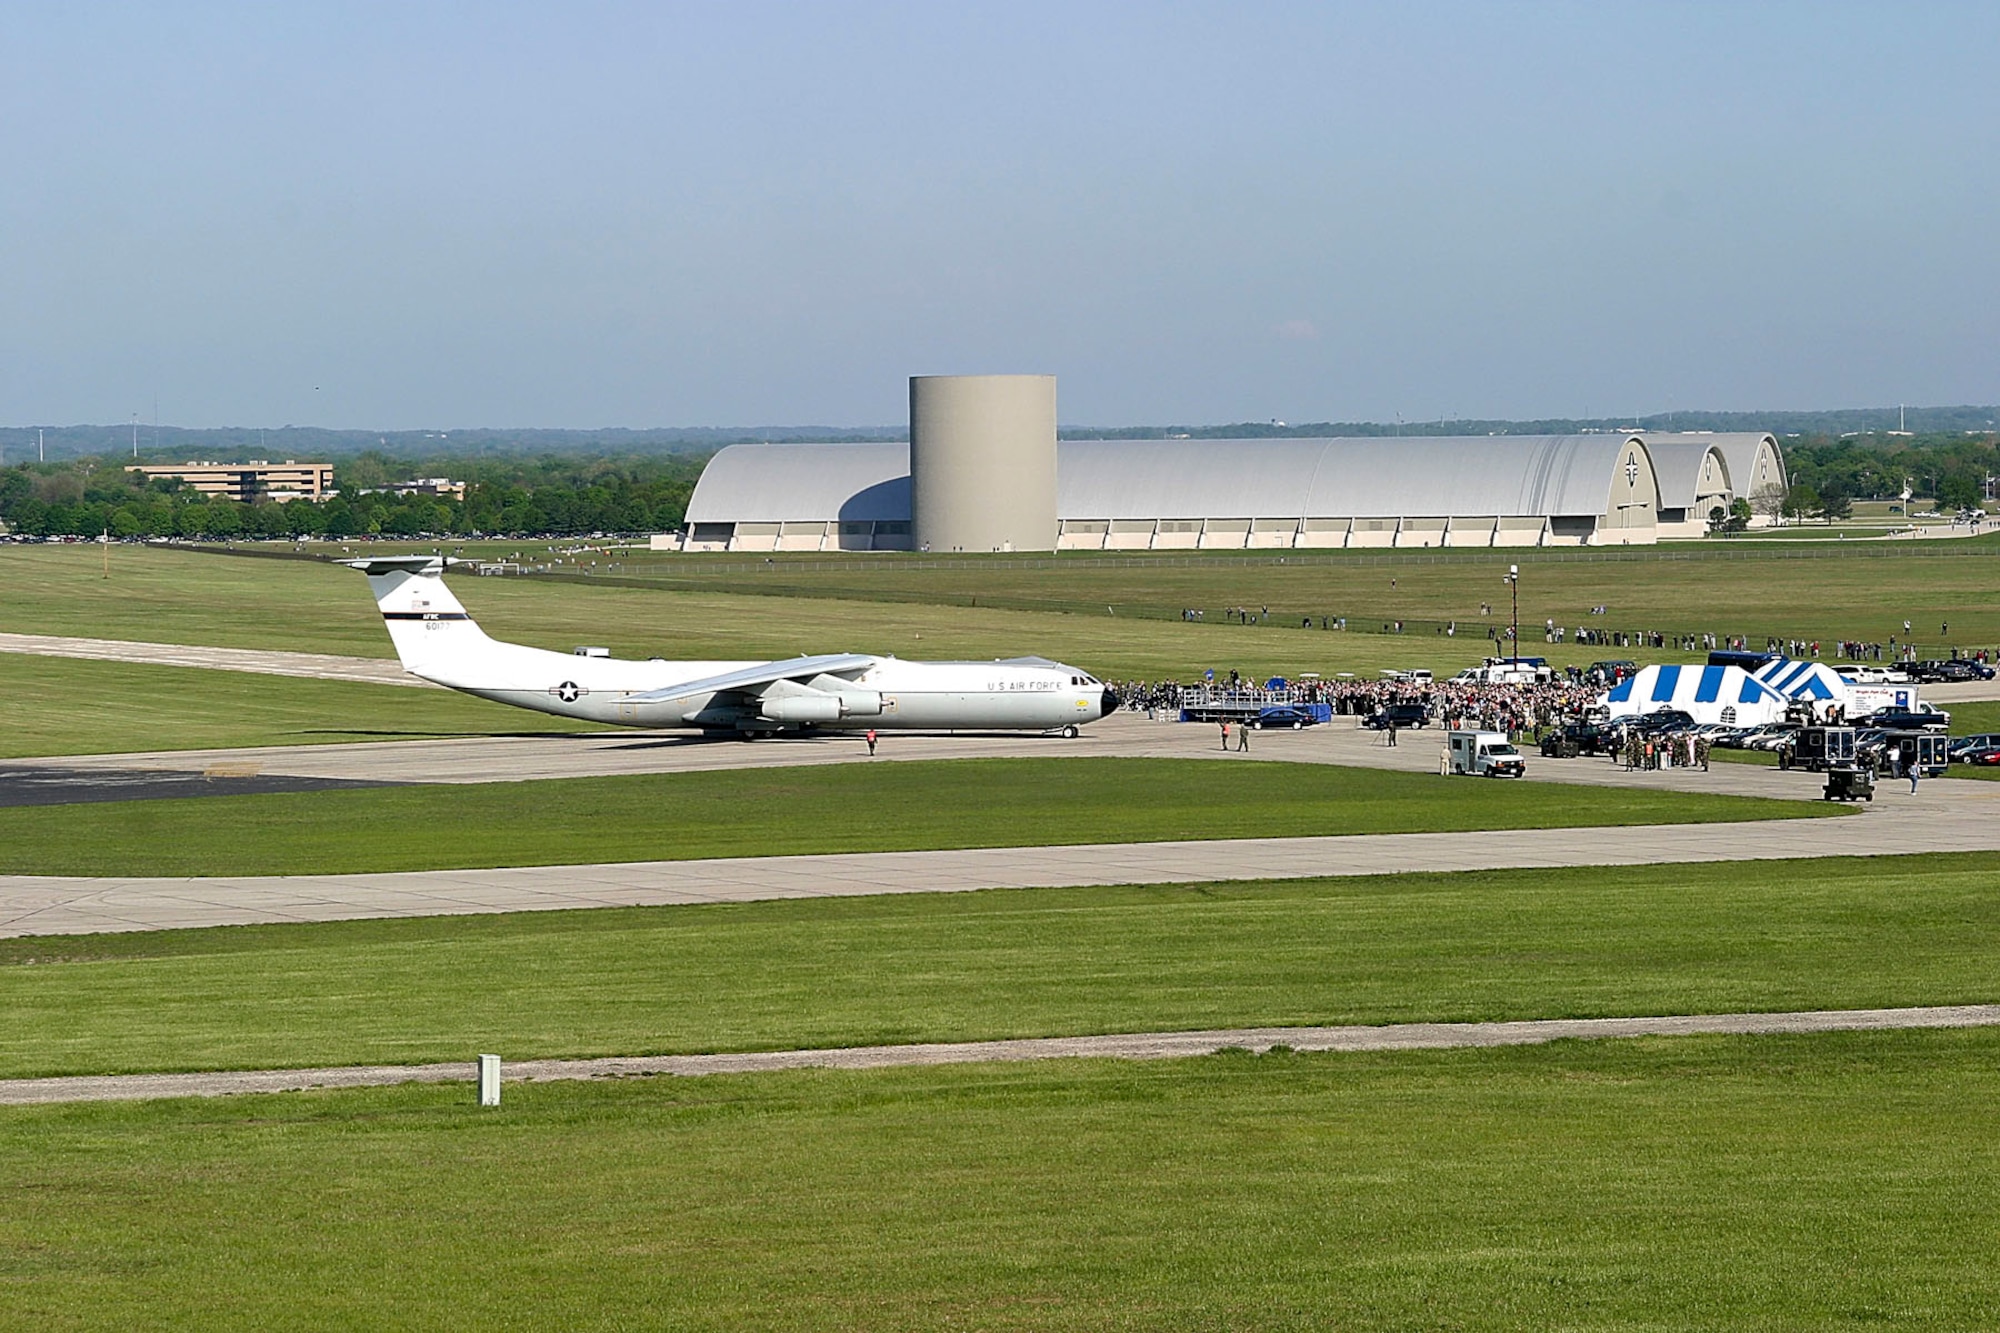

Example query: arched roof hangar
[673,432,1787,551]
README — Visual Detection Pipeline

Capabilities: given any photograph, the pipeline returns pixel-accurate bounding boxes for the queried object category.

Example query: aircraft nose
[1099,687,1120,718]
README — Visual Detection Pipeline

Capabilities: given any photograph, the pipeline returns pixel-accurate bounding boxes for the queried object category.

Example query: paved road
[1920,679,2000,704]
[2,777,1993,938]
[5,1005,1995,1105]
[7,711,1996,938]
[0,632,436,688]
[0,708,1885,801]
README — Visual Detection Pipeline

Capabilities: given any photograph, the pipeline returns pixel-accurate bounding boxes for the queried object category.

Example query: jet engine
[758,689,883,723]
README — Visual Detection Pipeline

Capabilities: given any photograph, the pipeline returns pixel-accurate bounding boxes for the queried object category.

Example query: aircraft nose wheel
[1061,724,1080,738]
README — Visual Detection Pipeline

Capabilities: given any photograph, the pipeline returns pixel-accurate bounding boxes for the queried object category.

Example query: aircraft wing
[623,653,877,705]
[341,555,466,577]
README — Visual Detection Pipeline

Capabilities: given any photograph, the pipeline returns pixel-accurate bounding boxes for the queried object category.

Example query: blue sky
[3,2,1995,428]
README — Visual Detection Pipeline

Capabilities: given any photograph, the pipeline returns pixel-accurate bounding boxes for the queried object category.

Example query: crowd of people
[1156,606,1994,668]
[1110,672,1606,736]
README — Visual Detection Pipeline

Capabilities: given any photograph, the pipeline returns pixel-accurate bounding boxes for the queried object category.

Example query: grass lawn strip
[3,852,1994,1080]
[6,542,1997,686]
[9,1004,2000,1105]
[0,651,593,759]
[4,1031,2000,1328]
[0,756,1836,878]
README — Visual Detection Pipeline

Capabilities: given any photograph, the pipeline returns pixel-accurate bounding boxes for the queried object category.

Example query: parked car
[1909,659,1991,683]
[1744,723,1803,752]
[1363,702,1430,730]
[1956,744,2000,767]
[1833,664,1907,685]
[1629,709,1698,736]
[1949,732,2000,757]
[1254,705,1321,730]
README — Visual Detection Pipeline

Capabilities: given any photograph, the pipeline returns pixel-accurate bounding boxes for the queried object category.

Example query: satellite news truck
[1451,656,1555,686]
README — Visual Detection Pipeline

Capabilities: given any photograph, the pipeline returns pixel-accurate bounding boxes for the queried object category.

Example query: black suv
[1630,709,1697,736]
[1364,702,1430,730]
[1539,721,1614,758]
[1911,660,1993,683]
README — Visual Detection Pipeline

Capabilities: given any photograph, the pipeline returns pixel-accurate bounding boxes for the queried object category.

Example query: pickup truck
[1859,706,1951,731]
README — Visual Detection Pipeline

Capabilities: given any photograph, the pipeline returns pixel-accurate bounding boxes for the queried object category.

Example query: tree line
[0,452,707,539]
[1775,433,1997,521]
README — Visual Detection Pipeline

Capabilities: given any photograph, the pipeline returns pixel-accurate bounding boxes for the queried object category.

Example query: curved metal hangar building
[676,432,1784,553]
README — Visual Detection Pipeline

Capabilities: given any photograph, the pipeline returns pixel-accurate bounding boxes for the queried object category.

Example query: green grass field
[5,542,1998,689]
[558,533,2000,658]
[3,853,1988,1080]
[0,653,594,758]
[0,757,1832,877]
[4,541,1995,1326]
[6,1031,2000,1330]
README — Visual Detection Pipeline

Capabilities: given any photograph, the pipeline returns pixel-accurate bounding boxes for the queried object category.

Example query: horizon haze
[4,3,1997,431]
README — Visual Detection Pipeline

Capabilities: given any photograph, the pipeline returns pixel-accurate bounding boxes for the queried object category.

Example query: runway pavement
[0,631,436,688]
[0,707,1883,800]
[1918,679,2000,704]
[6,1004,1997,1105]
[6,709,1997,940]
[1,774,1993,938]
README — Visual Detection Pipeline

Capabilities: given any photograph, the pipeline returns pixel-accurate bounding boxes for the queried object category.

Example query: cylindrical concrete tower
[909,374,1057,553]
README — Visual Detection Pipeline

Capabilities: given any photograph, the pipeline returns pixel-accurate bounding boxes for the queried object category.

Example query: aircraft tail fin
[343,556,494,677]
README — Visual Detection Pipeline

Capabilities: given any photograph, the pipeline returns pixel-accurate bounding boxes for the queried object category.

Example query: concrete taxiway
[1,775,1993,938]
[0,707,1882,798]
[5,704,1996,939]
[0,631,438,688]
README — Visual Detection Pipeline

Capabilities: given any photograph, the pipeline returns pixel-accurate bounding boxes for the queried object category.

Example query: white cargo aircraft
[348,556,1119,737]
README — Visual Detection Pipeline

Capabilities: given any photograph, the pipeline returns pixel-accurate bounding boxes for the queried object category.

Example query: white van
[1447,729,1527,778]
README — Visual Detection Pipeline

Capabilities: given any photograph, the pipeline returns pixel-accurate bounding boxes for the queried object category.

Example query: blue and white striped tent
[1601,664,1790,726]
[1753,657,1848,703]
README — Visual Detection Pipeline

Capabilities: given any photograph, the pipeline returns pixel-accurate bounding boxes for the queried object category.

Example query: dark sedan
[1255,705,1321,730]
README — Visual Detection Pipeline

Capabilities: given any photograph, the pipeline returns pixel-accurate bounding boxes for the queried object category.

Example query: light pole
[1504,564,1519,664]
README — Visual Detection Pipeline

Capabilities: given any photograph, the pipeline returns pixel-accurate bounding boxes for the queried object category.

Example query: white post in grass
[478,1054,502,1107]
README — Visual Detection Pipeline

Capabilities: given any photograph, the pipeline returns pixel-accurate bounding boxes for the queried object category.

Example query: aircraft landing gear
[1061,724,1080,739]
